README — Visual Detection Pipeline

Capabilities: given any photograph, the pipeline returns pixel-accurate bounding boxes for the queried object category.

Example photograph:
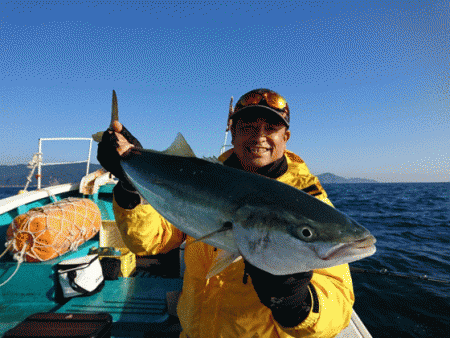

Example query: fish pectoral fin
[93,90,119,143]
[162,133,196,157]
[206,250,242,279]
[189,222,233,245]
[110,89,119,127]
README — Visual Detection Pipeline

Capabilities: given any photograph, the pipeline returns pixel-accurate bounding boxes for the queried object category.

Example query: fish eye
[298,227,313,239]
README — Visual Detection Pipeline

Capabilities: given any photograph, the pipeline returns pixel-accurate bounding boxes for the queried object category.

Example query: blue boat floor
[1,278,183,338]
[58,276,183,337]
[0,302,60,334]
[0,240,183,338]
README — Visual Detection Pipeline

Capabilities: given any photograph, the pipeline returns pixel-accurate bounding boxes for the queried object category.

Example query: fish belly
[122,160,238,252]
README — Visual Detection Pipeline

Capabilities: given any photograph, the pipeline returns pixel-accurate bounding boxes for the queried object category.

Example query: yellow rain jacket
[113,149,355,338]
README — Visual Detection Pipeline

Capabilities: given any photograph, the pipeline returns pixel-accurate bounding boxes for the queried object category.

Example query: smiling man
[97,88,355,337]
[223,89,292,175]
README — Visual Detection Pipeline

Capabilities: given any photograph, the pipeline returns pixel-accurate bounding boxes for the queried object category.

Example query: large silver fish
[120,134,376,277]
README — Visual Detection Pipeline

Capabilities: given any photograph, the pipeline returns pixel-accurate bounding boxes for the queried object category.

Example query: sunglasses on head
[236,91,288,113]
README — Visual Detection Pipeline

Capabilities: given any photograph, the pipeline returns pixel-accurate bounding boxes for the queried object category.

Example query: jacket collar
[218,148,308,183]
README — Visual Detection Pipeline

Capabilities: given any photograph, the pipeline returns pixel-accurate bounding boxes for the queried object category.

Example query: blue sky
[0,1,448,182]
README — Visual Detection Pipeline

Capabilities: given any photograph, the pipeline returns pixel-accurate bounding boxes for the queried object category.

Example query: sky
[0,1,448,182]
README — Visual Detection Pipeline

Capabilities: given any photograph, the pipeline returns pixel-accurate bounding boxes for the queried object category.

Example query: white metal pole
[86,138,93,176]
[37,139,42,189]
[220,131,229,155]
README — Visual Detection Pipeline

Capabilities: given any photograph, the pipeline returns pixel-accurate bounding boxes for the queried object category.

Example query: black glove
[97,124,143,209]
[97,124,142,182]
[244,261,313,327]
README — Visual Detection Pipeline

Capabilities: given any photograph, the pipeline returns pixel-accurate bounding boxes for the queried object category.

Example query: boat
[0,138,372,338]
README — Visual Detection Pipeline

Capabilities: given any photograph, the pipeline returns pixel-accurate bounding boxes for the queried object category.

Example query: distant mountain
[0,163,103,187]
[317,172,378,183]
[0,164,378,187]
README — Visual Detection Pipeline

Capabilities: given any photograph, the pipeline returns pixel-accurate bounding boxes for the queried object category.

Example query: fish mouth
[318,235,377,261]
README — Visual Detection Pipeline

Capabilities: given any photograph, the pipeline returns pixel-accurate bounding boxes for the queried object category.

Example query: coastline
[0,186,37,188]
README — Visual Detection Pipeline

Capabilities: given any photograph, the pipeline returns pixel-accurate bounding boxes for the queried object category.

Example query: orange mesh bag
[6,198,102,262]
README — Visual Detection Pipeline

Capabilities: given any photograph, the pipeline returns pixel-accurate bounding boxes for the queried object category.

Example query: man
[97,88,354,337]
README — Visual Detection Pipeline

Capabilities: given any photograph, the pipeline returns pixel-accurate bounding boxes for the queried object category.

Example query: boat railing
[24,137,94,191]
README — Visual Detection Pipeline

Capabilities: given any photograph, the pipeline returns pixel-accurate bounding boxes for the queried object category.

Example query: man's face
[231,111,291,172]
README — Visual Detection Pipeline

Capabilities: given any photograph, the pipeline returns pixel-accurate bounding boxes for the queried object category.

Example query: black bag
[4,312,112,338]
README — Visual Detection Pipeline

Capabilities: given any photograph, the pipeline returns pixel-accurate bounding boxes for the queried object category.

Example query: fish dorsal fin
[202,156,223,165]
[206,250,242,279]
[163,133,196,157]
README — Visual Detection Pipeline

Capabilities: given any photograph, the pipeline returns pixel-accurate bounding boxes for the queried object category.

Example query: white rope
[69,241,80,251]
[17,217,41,262]
[28,152,42,169]
[22,152,42,192]
[0,241,12,260]
[0,242,27,287]
[42,188,57,203]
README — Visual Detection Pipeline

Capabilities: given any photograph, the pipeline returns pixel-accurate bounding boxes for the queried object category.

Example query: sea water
[0,187,36,199]
[1,183,449,337]
[324,183,450,338]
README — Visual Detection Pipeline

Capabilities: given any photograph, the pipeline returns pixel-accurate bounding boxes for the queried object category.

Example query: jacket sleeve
[113,197,186,256]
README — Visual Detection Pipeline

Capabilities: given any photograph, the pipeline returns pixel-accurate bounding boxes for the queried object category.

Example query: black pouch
[4,312,113,338]
[100,257,121,280]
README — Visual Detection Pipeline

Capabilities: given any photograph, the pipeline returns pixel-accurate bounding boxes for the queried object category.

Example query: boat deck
[0,240,183,338]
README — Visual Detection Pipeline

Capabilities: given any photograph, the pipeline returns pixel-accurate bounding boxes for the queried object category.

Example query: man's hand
[111,121,136,156]
[97,122,143,209]
[97,121,142,183]
[244,261,313,327]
